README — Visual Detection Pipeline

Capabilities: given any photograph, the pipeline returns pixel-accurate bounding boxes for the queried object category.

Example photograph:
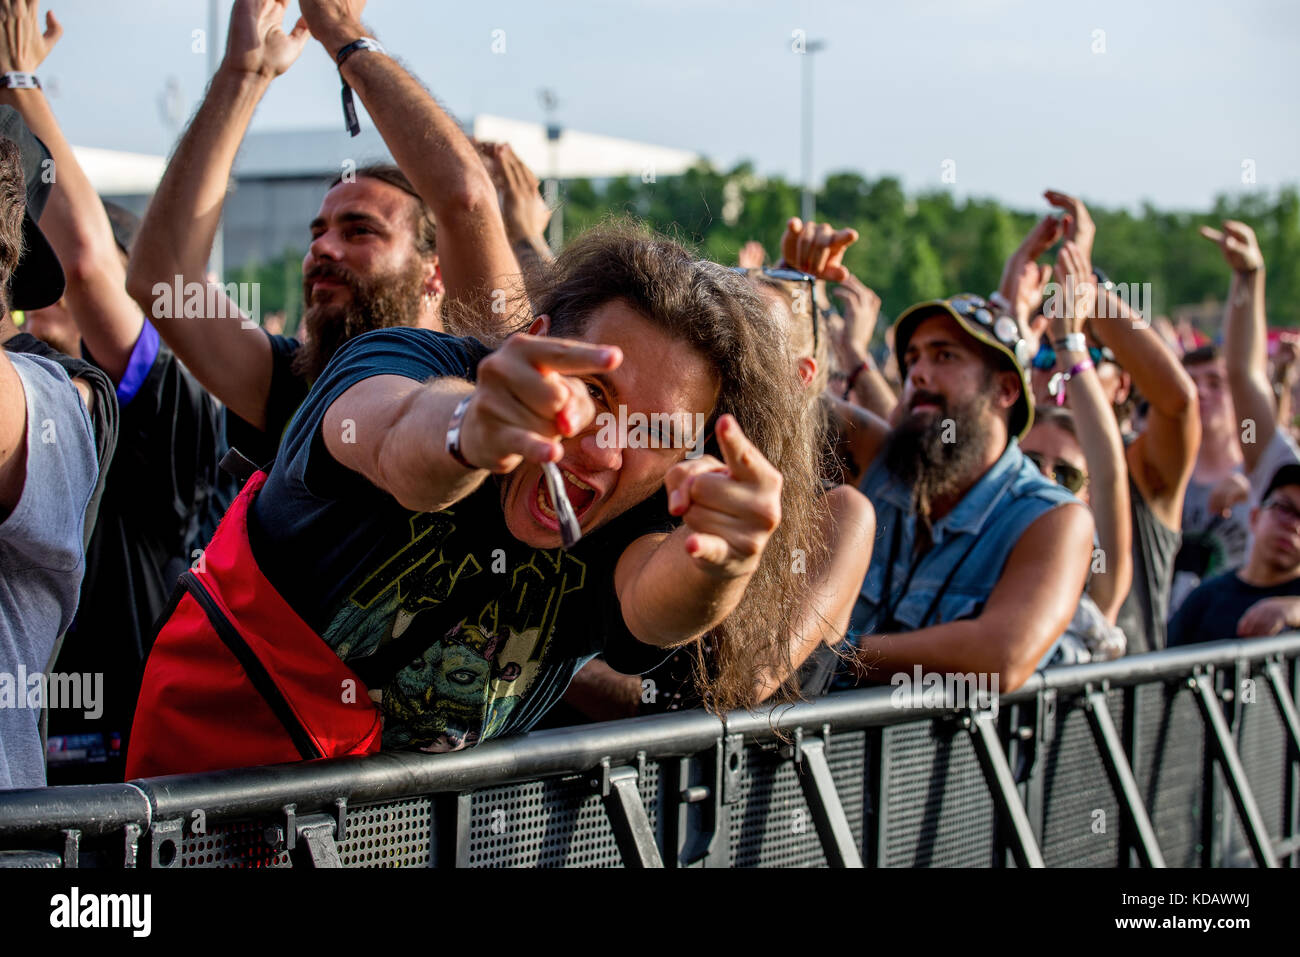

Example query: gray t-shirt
[0,352,99,790]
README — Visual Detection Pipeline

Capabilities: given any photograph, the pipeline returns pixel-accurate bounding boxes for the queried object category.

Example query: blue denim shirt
[848,439,1077,641]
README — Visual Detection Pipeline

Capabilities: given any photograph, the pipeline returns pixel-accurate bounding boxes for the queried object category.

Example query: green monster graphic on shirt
[318,504,591,752]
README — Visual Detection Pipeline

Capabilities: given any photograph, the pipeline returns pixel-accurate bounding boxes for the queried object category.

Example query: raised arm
[828,273,897,418]
[852,502,1094,693]
[476,141,554,273]
[614,415,785,649]
[1203,220,1271,473]
[1045,190,1197,528]
[300,0,523,336]
[125,0,308,428]
[1050,241,1132,622]
[0,2,140,382]
[324,322,614,512]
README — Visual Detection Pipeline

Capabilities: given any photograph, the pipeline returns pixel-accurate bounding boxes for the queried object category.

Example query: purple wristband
[1052,358,1095,406]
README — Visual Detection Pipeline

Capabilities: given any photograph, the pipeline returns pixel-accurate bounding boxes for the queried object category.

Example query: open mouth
[532,467,600,528]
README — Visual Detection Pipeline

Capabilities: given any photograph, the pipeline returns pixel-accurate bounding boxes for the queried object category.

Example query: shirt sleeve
[224,331,308,470]
[276,328,488,502]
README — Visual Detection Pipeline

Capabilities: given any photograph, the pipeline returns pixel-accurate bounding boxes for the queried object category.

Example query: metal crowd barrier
[1,634,1297,868]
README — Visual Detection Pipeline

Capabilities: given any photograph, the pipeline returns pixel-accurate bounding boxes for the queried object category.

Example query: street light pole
[800,39,825,223]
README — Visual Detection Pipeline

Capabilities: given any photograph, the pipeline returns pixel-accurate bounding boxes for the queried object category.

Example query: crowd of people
[2,0,1297,790]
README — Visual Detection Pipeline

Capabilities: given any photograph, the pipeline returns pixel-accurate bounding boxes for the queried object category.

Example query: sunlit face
[22,298,80,357]
[1186,357,1234,436]
[499,300,720,548]
[1021,421,1089,504]
[898,314,1012,433]
[302,177,441,317]
[1250,485,1300,572]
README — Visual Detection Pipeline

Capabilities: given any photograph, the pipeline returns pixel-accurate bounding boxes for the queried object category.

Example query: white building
[80,115,701,274]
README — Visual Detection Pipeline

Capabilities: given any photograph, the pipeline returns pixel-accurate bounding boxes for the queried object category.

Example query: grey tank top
[1115,474,1181,655]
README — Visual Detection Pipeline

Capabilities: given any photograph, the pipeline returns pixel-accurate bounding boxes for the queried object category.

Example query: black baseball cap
[0,105,65,311]
[1262,464,1300,503]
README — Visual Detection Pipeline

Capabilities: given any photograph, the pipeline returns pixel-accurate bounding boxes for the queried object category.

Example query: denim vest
[848,439,1077,640]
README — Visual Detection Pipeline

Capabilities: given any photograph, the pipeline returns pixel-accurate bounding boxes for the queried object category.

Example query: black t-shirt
[1167,571,1300,646]
[44,325,221,759]
[225,331,306,470]
[251,327,674,752]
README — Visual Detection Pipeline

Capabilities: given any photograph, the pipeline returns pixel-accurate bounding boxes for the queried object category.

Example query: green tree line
[238,162,1300,332]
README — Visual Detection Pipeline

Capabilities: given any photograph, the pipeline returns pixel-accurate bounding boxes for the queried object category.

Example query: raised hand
[663,414,783,578]
[779,217,859,282]
[997,214,1061,327]
[477,141,551,244]
[458,316,620,473]
[0,0,61,73]
[737,240,766,269]
[1199,219,1264,274]
[223,0,309,78]
[828,273,881,367]
[1044,189,1097,266]
[1046,240,1095,337]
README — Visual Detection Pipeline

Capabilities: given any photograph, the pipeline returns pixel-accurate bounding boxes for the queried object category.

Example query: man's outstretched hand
[779,217,859,281]
[1200,219,1264,274]
[224,0,309,78]
[663,414,782,579]
[458,315,620,473]
[0,0,62,73]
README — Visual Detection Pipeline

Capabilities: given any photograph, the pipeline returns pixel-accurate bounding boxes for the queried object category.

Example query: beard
[883,387,997,520]
[291,257,429,382]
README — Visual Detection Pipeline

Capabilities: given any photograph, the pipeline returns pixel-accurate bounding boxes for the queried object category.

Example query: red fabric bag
[126,471,383,779]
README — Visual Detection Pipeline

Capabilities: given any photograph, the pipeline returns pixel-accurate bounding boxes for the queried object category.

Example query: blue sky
[36,0,1300,213]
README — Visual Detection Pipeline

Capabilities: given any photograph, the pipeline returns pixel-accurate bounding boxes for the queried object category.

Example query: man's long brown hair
[514,223,829,714]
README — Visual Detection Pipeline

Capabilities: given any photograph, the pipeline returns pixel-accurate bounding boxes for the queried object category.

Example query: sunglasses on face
[1032,342,1116,371]
[734,266,819,354]
[1264,497,1300,525]
[1024,450,1088,494]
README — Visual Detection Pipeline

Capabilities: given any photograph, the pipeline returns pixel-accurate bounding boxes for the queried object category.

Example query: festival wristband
[1053,333,1086,354]
[0,72,40,90]
[444,394,479,470]
[335,37,387,137]
[1049,359,1095,406]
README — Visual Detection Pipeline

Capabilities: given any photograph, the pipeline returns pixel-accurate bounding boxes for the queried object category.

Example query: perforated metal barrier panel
[1135,682,1209,867]
[1040,690,1125,867]
[465,762,661,868]
[880,718,996,867]
[4,643,1299,869]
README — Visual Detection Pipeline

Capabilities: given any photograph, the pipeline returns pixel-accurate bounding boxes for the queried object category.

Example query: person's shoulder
[332,327,490,373]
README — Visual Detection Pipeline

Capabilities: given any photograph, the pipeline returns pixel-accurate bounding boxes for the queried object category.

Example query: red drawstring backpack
[126,471,383,779]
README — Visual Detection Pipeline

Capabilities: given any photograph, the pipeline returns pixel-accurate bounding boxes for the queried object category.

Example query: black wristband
[335,38,386,137]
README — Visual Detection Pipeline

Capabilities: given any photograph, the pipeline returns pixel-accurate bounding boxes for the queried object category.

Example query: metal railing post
[969,710,1044,868]
[1084,688,1165,867]
[1191,672,1278,868]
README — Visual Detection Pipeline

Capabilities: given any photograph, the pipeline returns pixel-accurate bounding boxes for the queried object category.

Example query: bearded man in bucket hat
[811,242,1095,693]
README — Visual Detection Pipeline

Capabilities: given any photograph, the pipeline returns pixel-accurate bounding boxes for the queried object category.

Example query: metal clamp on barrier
[591,757,662,868]
[265,799,349,868]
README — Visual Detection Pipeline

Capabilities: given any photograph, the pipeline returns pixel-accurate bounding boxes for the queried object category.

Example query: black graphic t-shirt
[251,327,675,752]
